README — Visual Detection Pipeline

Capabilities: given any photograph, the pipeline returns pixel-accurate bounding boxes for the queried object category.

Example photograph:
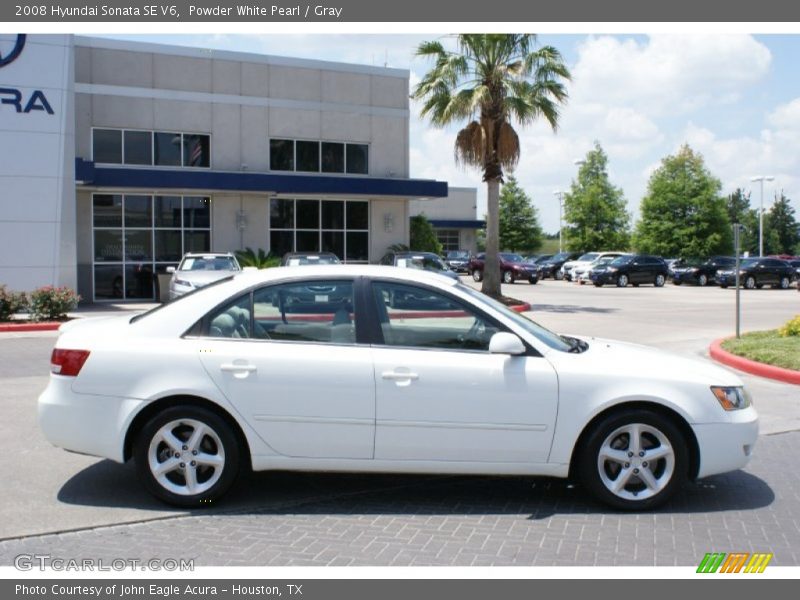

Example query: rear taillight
[51,349,90,376]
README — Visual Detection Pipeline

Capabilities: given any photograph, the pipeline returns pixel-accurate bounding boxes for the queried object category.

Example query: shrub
[0,285,28,322]
[28,286,80,322]
[779,315,800,338]
[235,247,281,269]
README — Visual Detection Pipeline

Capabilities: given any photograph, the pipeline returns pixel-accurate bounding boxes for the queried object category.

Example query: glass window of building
[346,144,369,174]
[93,129,122,164]
[321,142,345,173]
[270,139,294,171]
[93,194,211,301]
[154,131,183,166]
[183,134,210,168]
[296,140,320,172]
[436,229,461,252]
[123,130,152,165]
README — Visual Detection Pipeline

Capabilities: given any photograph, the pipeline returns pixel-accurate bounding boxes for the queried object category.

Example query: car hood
[173,270,237,286]
[553,336,742,387]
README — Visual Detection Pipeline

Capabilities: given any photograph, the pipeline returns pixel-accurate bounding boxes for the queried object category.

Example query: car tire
[720,284,728,289]
[528,277,538,285]
[594,282,603,287]
[655,274,666,287]
[779,276,790,290]
[134,405,242,507]
[616,274,629,287]
[672,280,681,286]
[502,271,514,284]
[472,268,483,282]
[578,409,688,510]
[745,276,756,290]
[555,271,564,281]
[697,274,708,286]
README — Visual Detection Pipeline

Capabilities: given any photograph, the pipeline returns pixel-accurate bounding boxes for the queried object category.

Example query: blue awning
[428,219,486,229]
[75,158,448,198]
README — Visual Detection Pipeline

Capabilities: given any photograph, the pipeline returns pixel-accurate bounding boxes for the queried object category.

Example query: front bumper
[671,271,699,284]
[693,408,759,478]
[38,376,146,463]
[590,271,616,284]
[716,273,737,286]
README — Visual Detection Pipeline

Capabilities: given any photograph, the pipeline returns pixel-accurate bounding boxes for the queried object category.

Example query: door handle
[220,363,257,373]
[382,371,419,381]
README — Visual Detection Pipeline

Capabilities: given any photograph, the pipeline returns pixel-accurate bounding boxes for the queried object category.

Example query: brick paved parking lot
[1,281,798,566]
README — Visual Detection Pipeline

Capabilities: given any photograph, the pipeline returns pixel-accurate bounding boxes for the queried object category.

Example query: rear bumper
[693,409,759,478]
[38,376,146,463]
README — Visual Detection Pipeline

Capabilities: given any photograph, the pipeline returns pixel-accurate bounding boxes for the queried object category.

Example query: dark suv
[444,250,471,273]
[670,256,735,286]
[537,251,582,280]
[716,258,795,289]
[590,255,668,287]
[468,252,539,284]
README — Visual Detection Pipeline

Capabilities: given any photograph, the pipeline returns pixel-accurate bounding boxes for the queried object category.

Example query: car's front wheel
[134,405,242,507]
[697,273,708,286]
[502,271,514,284]
[616,274,629,287]
[578,410,687,510]
[745,276,756,289]
[655,274,666,287]
[779,276,791,289]
[472,268,483,282]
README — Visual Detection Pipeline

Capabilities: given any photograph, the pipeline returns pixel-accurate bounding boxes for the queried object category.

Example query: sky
[104,33,800,234]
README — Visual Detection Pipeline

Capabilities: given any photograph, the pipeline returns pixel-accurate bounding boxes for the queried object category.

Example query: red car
[469,252,539,284]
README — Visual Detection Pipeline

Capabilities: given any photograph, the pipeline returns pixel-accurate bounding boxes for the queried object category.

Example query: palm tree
[413,34,570,297]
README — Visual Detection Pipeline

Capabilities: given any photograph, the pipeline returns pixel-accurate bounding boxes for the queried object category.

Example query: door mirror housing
[166,266,176,274]
[489,332,526,355]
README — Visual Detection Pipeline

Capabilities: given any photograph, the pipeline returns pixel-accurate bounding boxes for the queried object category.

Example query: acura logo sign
[0,34,26,68]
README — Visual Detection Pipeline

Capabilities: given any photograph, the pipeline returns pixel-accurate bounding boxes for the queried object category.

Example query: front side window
[372,282,499,351]
[207,294,252,339]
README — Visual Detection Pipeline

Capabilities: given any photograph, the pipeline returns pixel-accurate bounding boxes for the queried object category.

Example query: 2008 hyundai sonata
[39,266,758,510]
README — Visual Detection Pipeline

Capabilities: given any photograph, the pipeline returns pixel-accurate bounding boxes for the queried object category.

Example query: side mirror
[166,266,176,274]
[489,332,526,355]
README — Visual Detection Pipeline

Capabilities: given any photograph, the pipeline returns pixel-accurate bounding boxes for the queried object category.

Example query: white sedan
[39,266,758,510]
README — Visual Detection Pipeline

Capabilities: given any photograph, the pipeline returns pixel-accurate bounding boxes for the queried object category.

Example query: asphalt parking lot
[0,279,798,565]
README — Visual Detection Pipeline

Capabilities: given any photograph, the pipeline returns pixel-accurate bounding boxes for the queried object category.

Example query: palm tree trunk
[481,177,502,297]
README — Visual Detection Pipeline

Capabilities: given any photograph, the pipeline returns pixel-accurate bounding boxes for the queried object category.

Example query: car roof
[182,252,235,258]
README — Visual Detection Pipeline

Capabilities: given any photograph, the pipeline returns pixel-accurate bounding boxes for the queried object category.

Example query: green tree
[413,34,570,297]
[725,188,759,255]
[409,214,443,254]
[498,176,543,252]
[633,145,732,257]
[764,192,800,255]
[563,142,630,251]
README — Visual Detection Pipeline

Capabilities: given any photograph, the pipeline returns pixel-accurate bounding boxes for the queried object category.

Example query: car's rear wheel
[779,276,790,289]
[579,410,687,510]
[655,274,666,287]
[528,276,538,285]
[134,406,241,507]
[555,270,564,281]
[472,268,483,282]
[698,274,708,286]
[617,274,629,287]
[745,276,756,289]
[502,271,514,284]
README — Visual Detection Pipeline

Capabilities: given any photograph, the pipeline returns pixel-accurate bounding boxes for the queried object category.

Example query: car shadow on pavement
[57,461,774,520]
[530,304,618,314]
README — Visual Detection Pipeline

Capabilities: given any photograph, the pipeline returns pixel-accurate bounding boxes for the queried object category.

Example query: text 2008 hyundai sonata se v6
[39,266,758,510]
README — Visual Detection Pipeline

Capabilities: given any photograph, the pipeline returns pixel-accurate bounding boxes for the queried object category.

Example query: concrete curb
[710,337,800,385]
[0,322,62,332]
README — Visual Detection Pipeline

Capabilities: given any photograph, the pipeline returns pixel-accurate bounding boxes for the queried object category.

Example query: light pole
[553,190,564,253]
[750,175,774,257]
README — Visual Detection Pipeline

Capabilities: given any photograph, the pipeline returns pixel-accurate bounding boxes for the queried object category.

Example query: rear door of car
[195,277,376,459]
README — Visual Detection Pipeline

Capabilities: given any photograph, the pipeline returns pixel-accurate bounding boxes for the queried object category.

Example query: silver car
[167,253,241,300]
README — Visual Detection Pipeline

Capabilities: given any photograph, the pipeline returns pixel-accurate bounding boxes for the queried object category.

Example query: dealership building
[0,34,458,302]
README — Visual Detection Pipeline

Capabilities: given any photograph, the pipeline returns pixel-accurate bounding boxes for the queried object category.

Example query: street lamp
[553,190,564,253]
[750,175,774,257]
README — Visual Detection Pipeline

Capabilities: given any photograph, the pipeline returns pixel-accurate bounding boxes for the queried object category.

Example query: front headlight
[711,386,751,411]
[607,267,618,273]
[173,278,195,288]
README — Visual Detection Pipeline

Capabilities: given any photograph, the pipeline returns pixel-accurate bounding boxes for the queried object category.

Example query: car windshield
[740,258,759,268]
[549,252,573,262]
[398,256,446,271]
[610,256,633,266]
[500,253,524,262]
[457,285,574,352]
[593,257,615,266]
[578,253,599,262]
[287,255,340,266]
[447,251,470,259]
[180,256,238,271]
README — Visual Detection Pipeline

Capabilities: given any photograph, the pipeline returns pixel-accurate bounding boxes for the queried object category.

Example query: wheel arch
[123,394,252,470]
[567,400,700,482]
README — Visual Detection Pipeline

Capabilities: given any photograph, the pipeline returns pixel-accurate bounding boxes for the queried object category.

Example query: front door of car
[196,279,375,459]
[629,260,646,284]
[368,280,559,464]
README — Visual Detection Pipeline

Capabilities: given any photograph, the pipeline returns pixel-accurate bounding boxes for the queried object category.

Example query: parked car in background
[560,252,628,282]
[574,256,618,285]
[167,253,241,300]
[39,265,758,510]
[590,255,669,288]
[444,250,472,273]
[789,259,800,282]
[469,252,539,284]
[281,252,341,266]
[526,254,553,265]
[716,258,794,290]
[380,251,459,281]
[537,252,582,280]
[670,256,736,286]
